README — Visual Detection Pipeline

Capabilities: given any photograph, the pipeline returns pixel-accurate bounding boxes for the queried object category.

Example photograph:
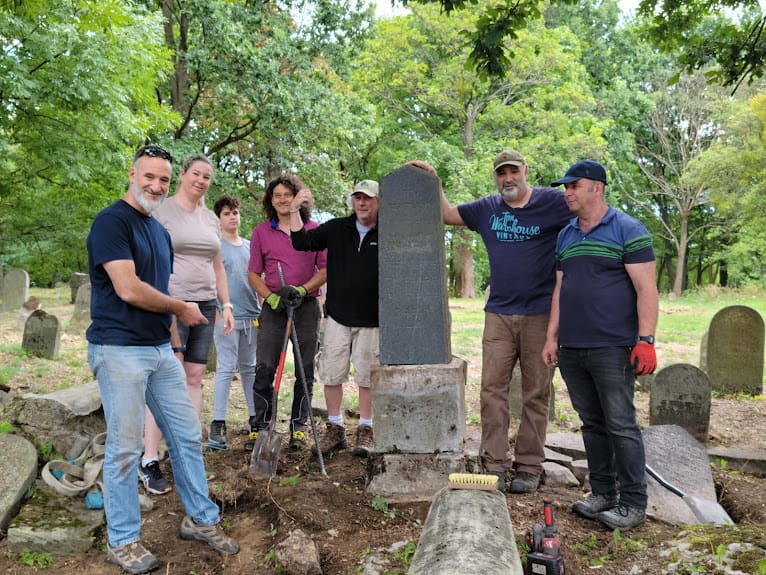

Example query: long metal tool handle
[287,304,327,476]
[277,262,328,476]
[645,464,685,498]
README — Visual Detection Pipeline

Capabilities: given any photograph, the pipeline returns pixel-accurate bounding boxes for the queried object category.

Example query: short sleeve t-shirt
[556,207,655,347]
[457,188,570,315]
[154,196,221,301]
[86,200,173,346]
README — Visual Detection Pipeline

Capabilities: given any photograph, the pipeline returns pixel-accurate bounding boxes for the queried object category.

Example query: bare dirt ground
[1,290,765,574]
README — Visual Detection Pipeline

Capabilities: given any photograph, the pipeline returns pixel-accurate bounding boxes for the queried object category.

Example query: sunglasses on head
[133,145,173,164]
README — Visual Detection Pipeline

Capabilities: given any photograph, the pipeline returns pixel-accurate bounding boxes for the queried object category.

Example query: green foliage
[36,441,54,463]
[18,550,53,568]
[370,495,396,519]
[0,421,17,434]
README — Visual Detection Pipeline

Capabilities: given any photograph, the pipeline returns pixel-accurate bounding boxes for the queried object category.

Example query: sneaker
[207,420,227,450]
[598,503,646,531]
[138,461,172,495]
[509,471,541,494]
[106,542,159,574]
[289,430,308,450]
[312,422,347,456]
[244,430,258,451]
[572,493,619,520]
[179,515,240,555]
[353,425,374,457]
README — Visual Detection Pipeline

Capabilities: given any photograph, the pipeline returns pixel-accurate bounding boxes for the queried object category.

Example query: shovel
[249,309,292,478]
[645,464,733,525]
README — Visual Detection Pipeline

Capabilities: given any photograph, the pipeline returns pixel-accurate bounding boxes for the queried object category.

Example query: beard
[500,185,521,202]
[131,182,165,213]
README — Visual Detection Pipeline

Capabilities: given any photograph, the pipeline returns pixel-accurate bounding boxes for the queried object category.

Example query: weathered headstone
[73,282,91,314]
[705,305,764,396]
[1,268,29,311]
[69,272,89,304]
[22,309,61,360]
[379,165,451,365]
[649,363,711,443]
[0,434,39,532]
[644,424,722,525]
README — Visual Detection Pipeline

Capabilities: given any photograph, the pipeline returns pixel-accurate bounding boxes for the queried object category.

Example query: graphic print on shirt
[489,211,541,242]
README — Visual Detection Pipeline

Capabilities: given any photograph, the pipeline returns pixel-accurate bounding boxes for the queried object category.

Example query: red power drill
[525,497,565,575]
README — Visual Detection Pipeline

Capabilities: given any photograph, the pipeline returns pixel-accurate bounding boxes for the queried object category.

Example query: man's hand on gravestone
[278,285,305,308]
[265,293,284,312]
[630,341,656,375]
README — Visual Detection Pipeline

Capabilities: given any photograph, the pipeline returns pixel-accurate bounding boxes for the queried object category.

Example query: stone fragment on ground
[542,461,580,487]
[0,433,38,532]
[274,528,321,575]
[544,432,586,459]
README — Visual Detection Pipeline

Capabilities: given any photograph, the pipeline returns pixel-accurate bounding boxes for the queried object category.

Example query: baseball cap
[551,160,608,186]
[350,180,379,198]
[493,150,525,170]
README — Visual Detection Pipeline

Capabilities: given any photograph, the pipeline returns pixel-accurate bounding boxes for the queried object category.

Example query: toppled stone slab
[8,381,104,457]
[644,425,721,525]
[544,432,586,460]
[707,446,766,475]
[7,481,104,555]
[367,453,469,502]
[408,487,523,575]
[0,434,38,532]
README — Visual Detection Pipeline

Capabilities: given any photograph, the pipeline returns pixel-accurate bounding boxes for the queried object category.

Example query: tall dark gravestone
[378,165,451,365]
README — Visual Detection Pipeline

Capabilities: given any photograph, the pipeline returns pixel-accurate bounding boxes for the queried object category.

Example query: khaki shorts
[319,316,380,388]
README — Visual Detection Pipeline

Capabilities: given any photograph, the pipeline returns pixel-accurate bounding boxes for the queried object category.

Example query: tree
[629,71,728,296]
[354,3,607,295]
[0,0,177,284]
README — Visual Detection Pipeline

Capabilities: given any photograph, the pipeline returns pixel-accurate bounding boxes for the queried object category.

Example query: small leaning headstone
[705,305,764,396]
[74,282,91,314]
[22,309,61,360]
[649,363,711,443]
[2,268,29,311]
[69,272,90,304]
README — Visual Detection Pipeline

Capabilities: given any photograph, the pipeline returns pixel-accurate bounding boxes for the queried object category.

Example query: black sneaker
[207,420,227,450]
[289,430,308,450]
[138,460,172,495]
[244,430,259,451]
[598,503,646,531]
[509,471,541,494]
[572,493,619,519]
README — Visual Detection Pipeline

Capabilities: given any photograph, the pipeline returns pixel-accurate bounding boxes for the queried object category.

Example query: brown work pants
[480,312,553,475]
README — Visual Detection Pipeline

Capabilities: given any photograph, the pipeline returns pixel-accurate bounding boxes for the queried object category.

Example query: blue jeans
[88,343,220,547]
[557,346,647,509]
[212,319,257,420]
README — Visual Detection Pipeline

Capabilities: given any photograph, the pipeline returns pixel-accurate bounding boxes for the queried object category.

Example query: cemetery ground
[0,286,765,574]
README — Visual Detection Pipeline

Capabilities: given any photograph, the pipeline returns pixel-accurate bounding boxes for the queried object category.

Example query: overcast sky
[374,0,643,19]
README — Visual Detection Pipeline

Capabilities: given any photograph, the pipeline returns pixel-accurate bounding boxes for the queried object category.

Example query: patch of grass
[0,420,17,434]
[18,550,53,568]
[370,495,396,519]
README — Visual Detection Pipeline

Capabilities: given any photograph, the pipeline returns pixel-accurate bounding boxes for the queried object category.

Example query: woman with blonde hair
[139,153,234,495]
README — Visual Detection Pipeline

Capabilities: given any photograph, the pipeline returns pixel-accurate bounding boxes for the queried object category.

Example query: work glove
[278,285,306,308]
[265,293,284,312]
[630,341,657,375]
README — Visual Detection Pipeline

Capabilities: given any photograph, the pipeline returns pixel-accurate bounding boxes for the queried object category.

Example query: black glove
[278,285,306,308]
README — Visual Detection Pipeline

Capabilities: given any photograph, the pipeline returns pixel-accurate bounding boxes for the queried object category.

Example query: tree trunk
[452,229,476,298]
[671,214,689,297]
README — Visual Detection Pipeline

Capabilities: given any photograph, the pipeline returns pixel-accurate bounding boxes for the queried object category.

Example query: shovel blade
[684,495,734,525]
[249,430,284,479]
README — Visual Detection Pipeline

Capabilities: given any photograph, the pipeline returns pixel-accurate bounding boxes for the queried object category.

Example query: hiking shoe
[289,430,307,450]
[572,493,619,519]
[138,461,172,495]
[106,542,159,574]
[492,471,507,493]
[598,503,646,531]
[312,422,347,456]
[179,515,240,555]
[509,471,541,494]
[353,425,374,457]
[207,420,227,450]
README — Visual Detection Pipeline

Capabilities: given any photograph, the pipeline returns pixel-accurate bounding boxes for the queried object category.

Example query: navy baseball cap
[551,160,608,186]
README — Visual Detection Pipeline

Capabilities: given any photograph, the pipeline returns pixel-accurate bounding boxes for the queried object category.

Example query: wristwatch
[638,335,655,345]
[172,346,186,354]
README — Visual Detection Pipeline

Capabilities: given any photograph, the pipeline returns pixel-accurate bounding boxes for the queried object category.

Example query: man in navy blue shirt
[87,145,239,573]
[543,159,658,531]
[412,152,570,493]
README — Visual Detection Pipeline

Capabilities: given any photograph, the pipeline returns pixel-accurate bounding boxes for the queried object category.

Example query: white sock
[141,457,158,467]
[359,418,373,428]
[328,414,344,427]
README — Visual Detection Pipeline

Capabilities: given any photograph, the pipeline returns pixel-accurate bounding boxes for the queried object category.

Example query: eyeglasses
[133,145,173,164]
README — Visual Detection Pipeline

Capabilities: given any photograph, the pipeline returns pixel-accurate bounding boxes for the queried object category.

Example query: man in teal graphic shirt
[412,151,570,493]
